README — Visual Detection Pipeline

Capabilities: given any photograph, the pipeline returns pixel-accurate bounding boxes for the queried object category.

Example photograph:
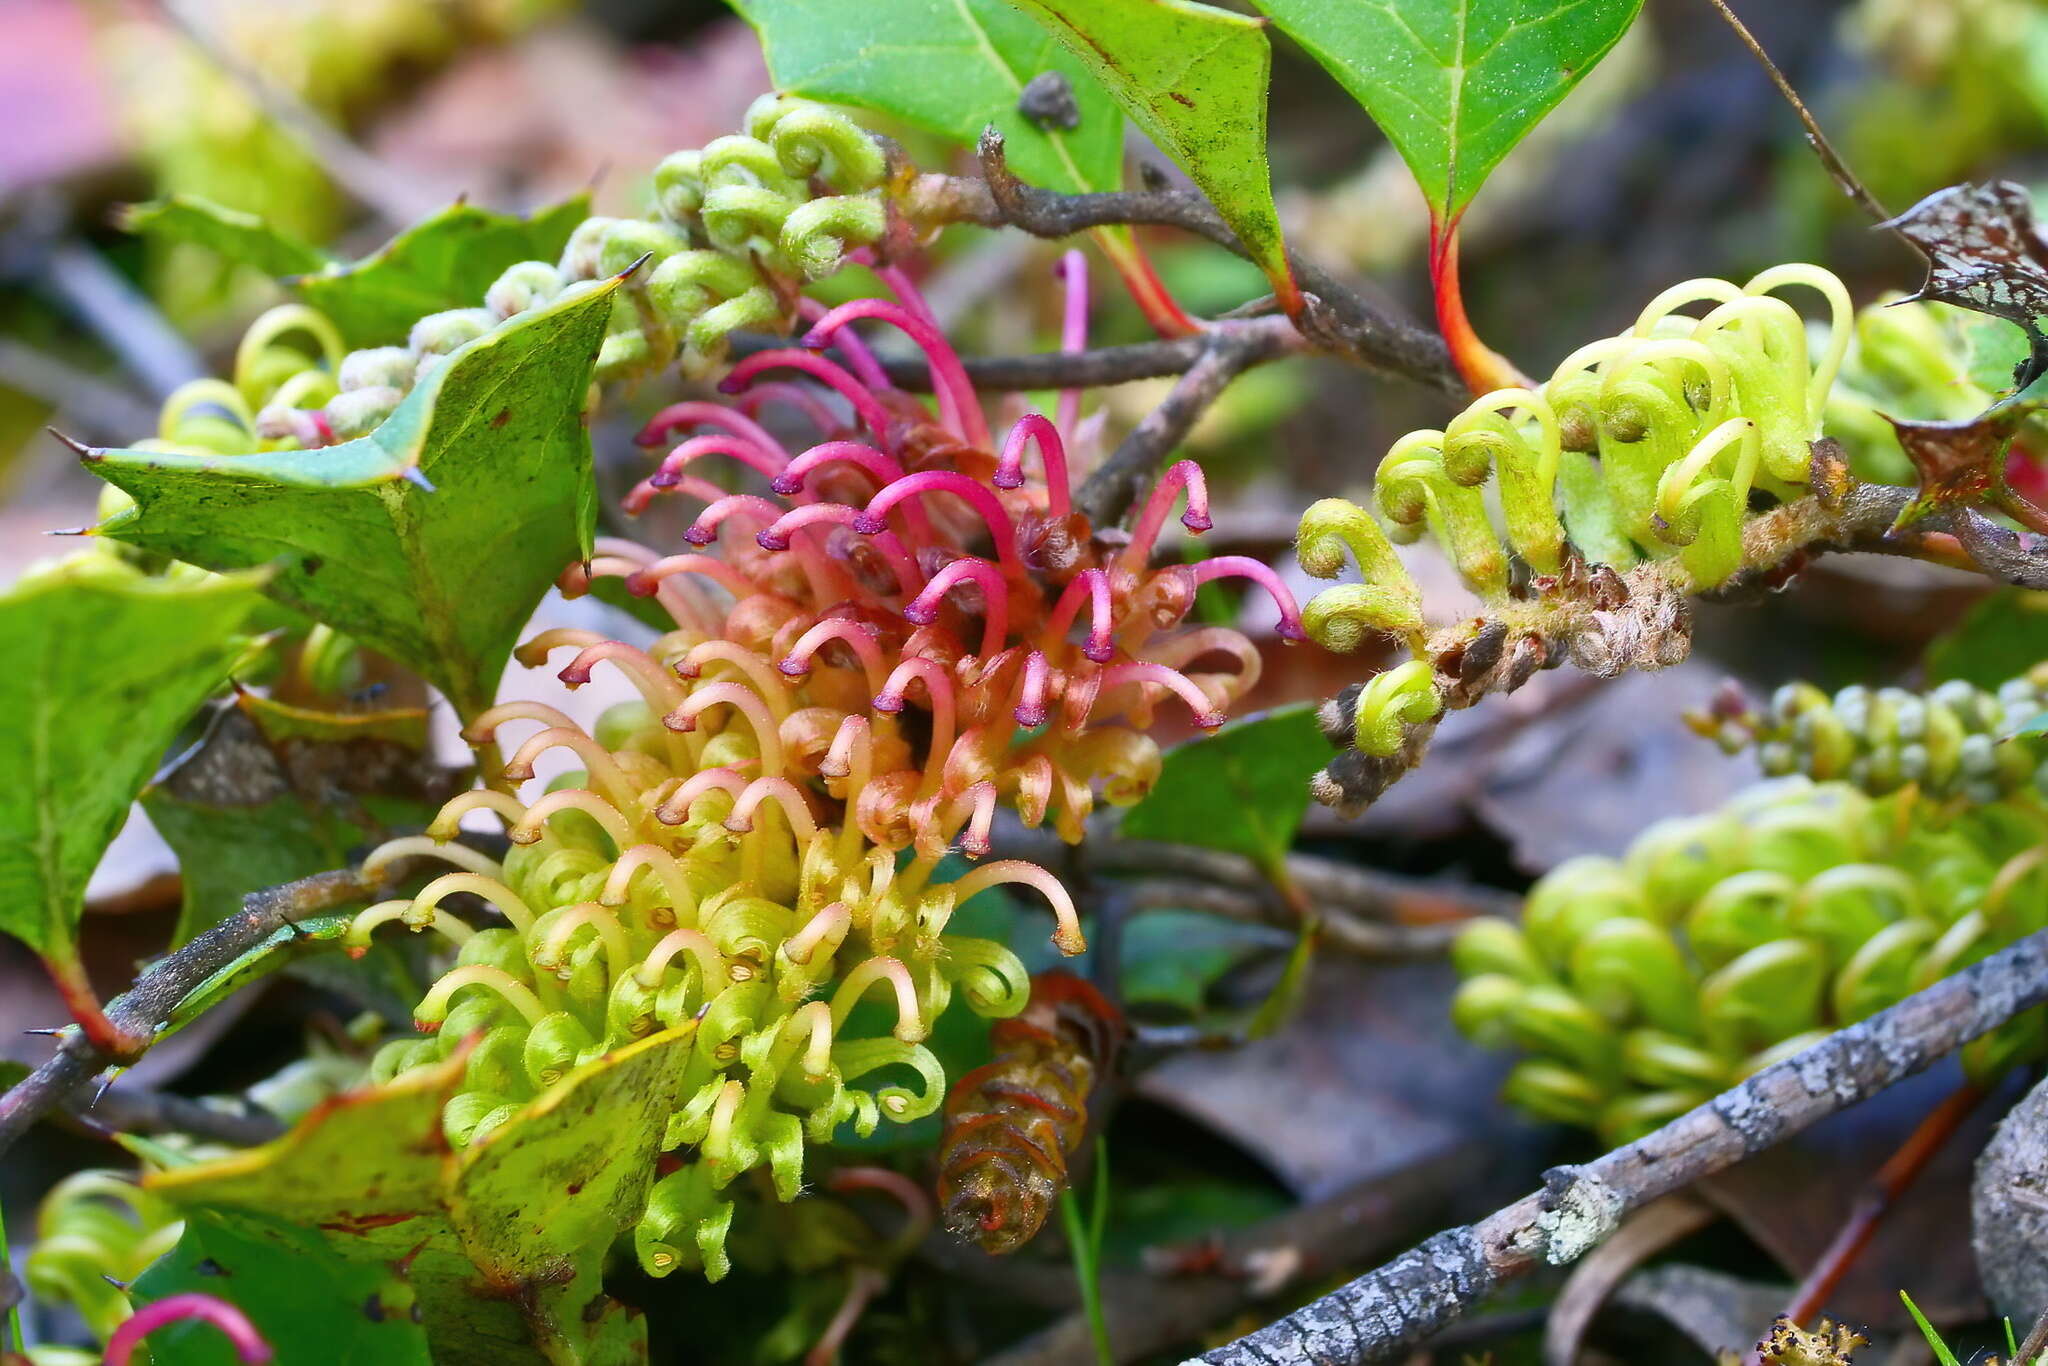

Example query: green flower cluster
[1453,777,2048,1146]
[141,94,887,454]
[1695,667,2048,803]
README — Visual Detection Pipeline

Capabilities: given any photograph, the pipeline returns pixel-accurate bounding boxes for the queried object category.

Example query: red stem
[1428,217,1530,396]
[1763,1080,1987,1358]
[1091,226,1200,340]
[46,957,127,1059]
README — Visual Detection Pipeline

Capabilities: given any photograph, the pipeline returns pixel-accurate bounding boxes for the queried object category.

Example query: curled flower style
[1298,265,1860,815]
[1694,667,2048,806]
[351,257,1282,1277]
[1452,776,2048,1146]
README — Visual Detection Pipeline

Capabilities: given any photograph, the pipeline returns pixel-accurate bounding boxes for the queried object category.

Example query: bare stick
[1077,324,1300,527]
[734,323,1281,393]
[1190,925,2048,1365]
[1698,0,1896,230]
[0,868,386,1159]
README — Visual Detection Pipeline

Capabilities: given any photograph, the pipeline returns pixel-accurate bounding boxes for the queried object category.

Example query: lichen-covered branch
[1190,926,2048,1365]
[0,868,386,1159]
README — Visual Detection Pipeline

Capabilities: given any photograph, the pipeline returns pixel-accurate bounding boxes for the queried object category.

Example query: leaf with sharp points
[291,196,591,348]
[449,1027,696,1288]
[131,1210,434,1366]
[730,0,1123,194]
[147,1033,684,1365]
[1010,0,1295,305]
[1119,705,1329,873]
[84,279,618,719]
[1252,0,1643,225]
[0,560,265,965]
[120,196,334,278]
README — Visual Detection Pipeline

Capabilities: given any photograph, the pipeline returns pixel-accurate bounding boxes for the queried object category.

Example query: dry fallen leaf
[1886,181,2048,382]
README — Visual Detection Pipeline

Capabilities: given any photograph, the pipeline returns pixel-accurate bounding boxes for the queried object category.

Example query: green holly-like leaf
[0,559,266,967]
[292,196,591,349]
[1119,704,1330,873]
[730,0,1124,194]
[83,278,618,720]
[1010,0,1295,305]
[147,1029,694,1365]
[120,196,333,278]
[131,1210,434,1366]
[1251,0,1644,226]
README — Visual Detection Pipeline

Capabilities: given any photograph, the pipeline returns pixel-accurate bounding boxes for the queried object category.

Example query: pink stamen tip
[862,472,1019,570]
[770,473,803,496]
[803,299,989,449]
[776,441,907,502]
[872,691,906,714]
[1125,459,1213,567]
[106,1294,274,1366]
[1188,554,1308,641]
[903,601,938,625]
[684,524,715,546]
[722,349,895,448]
[558,664,593,687]
[637,401,786,457]
[778,657,809,677]
[992,469,1023,490]
[995,413,1071,517]
[624,572,658,597]
[756,530,792,551]
[852,512,887,535]
[1014,651,1052,728]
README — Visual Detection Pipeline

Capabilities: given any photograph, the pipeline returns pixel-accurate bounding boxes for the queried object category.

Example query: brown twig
[1697,0,1897,232]
[0,868,385,1160]
[735,325,1277,393]
[988,823,1521,926]
[1076,322,1305,528]
[64,1082,287,1148]
[1190,926,2048,1365]
[2016,1306,2048,1366]
[982,1141,1497,1366]
[1759,1080,1987,1363]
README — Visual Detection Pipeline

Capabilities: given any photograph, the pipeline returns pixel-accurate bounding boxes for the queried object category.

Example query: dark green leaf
[131,1210,433,1366]
[1252,0,1644,222]
[142,695,455,945]
[1011,0,1293,300]
[86,278,618,719]
[0,560,265,963]
[1119,704,1329,872]
[291,197,591,348]
[120,196,334,278]
[1120,910,1280,1010]
[731,0,1124,194]
[1927,588,2048,689]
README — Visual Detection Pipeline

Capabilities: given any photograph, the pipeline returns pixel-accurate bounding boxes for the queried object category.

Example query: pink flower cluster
[560,256,1299,854]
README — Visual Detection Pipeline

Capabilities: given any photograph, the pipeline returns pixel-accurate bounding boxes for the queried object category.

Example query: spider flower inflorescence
[337,249,1288,1276]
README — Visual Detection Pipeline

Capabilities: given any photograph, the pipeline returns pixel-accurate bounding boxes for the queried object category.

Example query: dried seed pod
[936,972,1125,1254]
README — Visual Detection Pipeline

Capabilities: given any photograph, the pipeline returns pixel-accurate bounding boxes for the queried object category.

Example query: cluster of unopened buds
[137,94,890,454]
[340,248,1288,1277]
[1453,775,2048,1145]
[1693,666,2048,805]
[1296,265,1855,812]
